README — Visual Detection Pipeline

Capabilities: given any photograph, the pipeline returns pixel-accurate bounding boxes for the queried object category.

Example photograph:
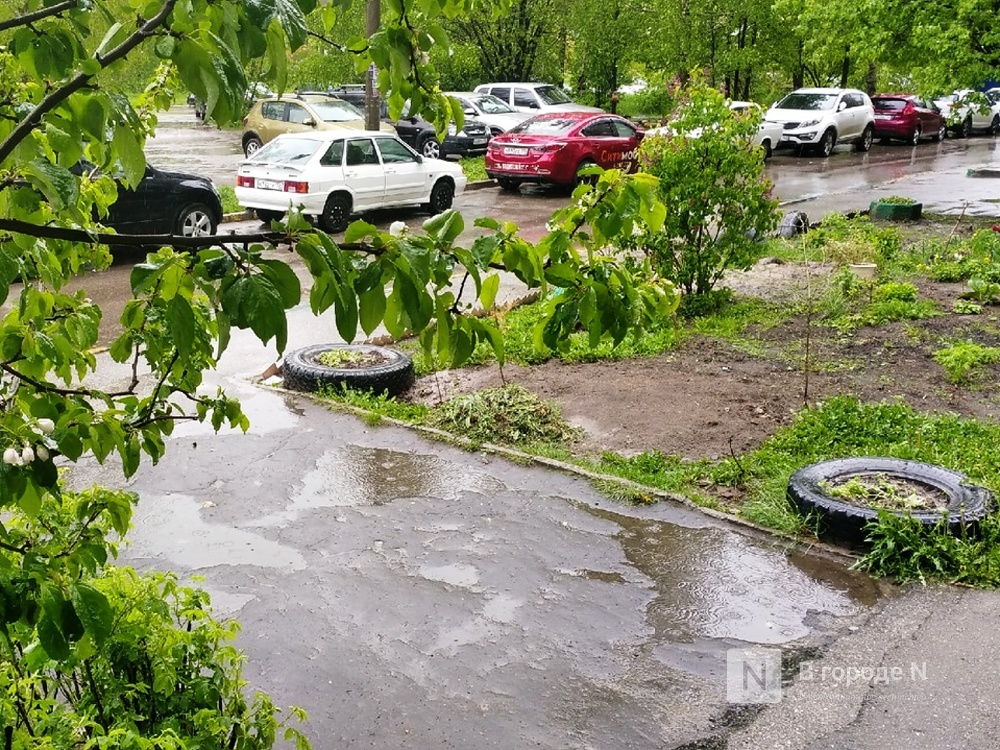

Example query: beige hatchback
[241,93,394,157]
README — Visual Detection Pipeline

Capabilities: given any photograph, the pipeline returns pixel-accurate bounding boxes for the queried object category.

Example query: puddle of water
[586,506,877,647]
[129,493,306,571]
[419,563,481,589]
[249,445,507,527]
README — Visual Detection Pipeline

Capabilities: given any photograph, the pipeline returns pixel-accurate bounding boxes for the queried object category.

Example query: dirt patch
[408,256,1000,461]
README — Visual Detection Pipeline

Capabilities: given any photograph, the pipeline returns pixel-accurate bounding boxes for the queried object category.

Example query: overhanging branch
[0,0,79,33]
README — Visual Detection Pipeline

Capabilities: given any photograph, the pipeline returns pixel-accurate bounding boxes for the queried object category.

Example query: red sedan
[485,112,643,191]
[871,94,947,145]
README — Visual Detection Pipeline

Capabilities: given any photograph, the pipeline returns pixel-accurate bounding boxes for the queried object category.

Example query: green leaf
[71,583,114,645]
[358,285,386,335]
[221,276,288,351]
[38,613,70,661]
[424,209,464,245]
[167,296,195,356]
[258,260,302,308]
[22,160,79,212]
[480,273,500,310]
[344,220,378,243]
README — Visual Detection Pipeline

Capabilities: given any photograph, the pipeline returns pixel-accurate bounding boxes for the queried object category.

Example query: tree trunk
[839,47,850,88]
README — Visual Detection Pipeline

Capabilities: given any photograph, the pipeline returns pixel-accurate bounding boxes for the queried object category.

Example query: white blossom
[389,221,408,237]
[36,418,55,434]
[3,447,19,465]
[36,445,50,462]
[21,446,34,464]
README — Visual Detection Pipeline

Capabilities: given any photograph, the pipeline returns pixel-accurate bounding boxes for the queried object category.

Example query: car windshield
[467,94,516,114]
[310,100,363,122]
[776,92,837,110]
[508,117,577,135]
[535,85,573,105]
[873,98,908,111]
[251,137,323,166]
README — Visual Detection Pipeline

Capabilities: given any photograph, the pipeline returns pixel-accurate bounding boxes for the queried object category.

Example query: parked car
[871,94,946,144]
[474,82,603,114]
[241,93,394,157]
[73,162,222,237]
[647,100,782,159]
[932,90,1000,137]
[485,112,642,191]
[234,131,467,232]
[443,91,531,136]
[766,88,875,157]
[325,86,491,159]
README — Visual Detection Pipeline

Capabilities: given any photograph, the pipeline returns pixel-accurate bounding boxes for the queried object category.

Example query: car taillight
[284,181,309,193]
[237,175,254,188]
[242,116,249,126]
[903,102,915,113]
[531,142,566,153]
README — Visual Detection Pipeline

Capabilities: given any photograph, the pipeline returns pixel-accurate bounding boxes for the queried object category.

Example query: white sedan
[235,130,468,233]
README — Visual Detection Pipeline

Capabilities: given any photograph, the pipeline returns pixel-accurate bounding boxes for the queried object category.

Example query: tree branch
[0,0,179,165]
[0,0,79,33]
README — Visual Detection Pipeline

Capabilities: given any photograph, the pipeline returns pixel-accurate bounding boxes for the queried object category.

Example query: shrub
[631,78,779,297]
[933,341,1000,383]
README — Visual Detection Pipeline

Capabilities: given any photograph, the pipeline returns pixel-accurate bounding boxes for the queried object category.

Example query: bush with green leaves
[630,78,780,298]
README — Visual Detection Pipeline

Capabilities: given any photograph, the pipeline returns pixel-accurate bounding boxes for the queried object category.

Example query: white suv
[766,88,875,157]
[473,82,603,114]
[933,90,1000,137]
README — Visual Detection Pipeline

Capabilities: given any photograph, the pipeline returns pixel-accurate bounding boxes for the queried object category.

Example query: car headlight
[799,119,820,128]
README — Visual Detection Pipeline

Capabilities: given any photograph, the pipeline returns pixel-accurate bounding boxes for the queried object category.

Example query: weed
[856,512,1000,586]
[459,156,487,182]
[873,281,918,303]
[430,384,581,447]
[218,184,241,214]
[822,474,940,511]
[953,300,984,315]
[319,385,431,424]
[876,196,917,205]
[967,277,1000,304]
[317,349,367,367]
[932,341,1000,383]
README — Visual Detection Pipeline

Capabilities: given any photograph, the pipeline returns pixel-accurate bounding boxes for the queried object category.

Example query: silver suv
[766,88,875,157]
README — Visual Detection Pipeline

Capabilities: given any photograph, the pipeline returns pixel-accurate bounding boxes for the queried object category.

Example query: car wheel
[762,139,773,160]
[320,193,351,233]
[497,177,522,192]
[932,123,946,142]
[787,457,995,546]
[282,344,415,397]
[243,135,264,157]
[817,128,836,157]
[256,209,284,223]
[426,179,454,215]
[958,116,972,138]
[573,159,598,188]
[990,115,1000,137]
[176,203,216,237]
[854,125,874,152]
[419,136,441,159]
[908,126,921,146]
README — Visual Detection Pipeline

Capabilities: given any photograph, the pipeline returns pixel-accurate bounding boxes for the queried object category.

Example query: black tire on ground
[787,457,995,546]
[243,135,264,157]
[932,123,946,142]
[320,193,351,233]
[256,209,284,223]
[990,115,1000,137]
[426,179,454,214]
[908,126,921,146]
[282,344,415,396]
[817,128,836,157]
[776,210,810,238]
[497,177,522,192]
[176,203,217,236]
[762,139,773,160]
[854,125,874,152]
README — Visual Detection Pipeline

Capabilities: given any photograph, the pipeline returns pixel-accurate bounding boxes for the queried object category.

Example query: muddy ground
[407,221,1000,472]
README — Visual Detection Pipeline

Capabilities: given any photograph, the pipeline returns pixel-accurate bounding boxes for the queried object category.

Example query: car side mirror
[414,154,423,163]
[837,102,847,112]
[528,101,540,109]
[303,117,316,126]
[464,108,476,116]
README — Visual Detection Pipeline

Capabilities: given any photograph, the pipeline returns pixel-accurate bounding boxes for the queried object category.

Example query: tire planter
[869,200,922,221]
[788,458,995,546]
[282,344,415,397]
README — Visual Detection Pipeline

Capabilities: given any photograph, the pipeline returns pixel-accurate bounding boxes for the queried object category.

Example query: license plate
[256,178,283,191]
[473,138,488,145]
[500,163,527,171]
[503,146,528,156]
[875,114,890,120]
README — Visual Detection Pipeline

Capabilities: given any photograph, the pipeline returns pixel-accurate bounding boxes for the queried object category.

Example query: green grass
[218,185,241,214]
[932,341,1000,383]
[459,156,487,182]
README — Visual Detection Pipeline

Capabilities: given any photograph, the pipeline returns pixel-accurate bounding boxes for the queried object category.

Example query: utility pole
[364,0,380,131]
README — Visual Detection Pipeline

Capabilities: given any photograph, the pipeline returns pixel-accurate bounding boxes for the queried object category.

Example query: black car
[324,86,490,159]
[74,163,223,237]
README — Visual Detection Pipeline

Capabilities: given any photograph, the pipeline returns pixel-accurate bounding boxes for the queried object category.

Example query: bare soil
[408,235,1000,463]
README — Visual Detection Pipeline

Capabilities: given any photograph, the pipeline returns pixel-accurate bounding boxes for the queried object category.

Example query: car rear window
[535,85,572,105]
[873,98,908,111]
[251,137,323,166]
[311,100,364,122]
[776,92,837,110]
[508,117,578,135]
[469,94,515,114]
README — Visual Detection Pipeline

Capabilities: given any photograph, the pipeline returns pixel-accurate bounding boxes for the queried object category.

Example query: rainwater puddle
[129,493,306,571]
[249,445,507,526]
[585,505,878,647]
